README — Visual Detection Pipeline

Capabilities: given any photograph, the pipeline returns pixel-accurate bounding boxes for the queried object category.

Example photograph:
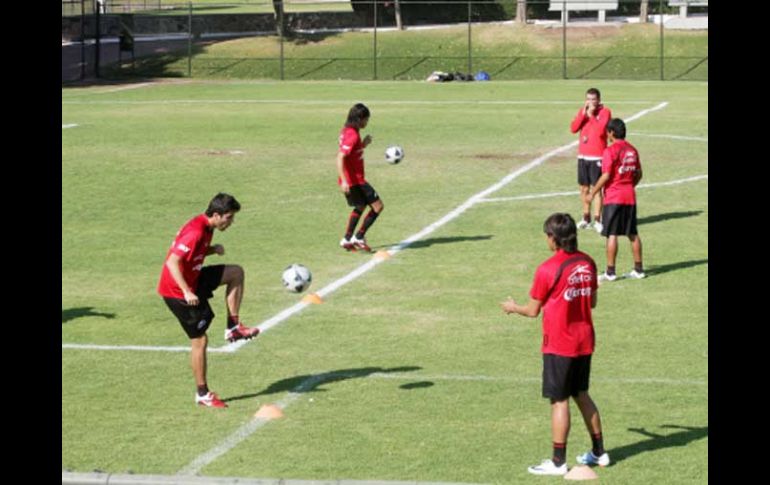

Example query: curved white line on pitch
[479,174,708,203]
[632,133,708,142]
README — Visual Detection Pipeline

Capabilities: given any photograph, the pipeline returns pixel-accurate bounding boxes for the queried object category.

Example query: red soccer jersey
[529,250,598,357]
[338,125,366,186]
[157,214,213,299]
[570,105,612,159]
[601,139,641,205]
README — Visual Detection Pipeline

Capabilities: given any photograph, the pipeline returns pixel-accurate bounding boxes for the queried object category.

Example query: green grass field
[62,80,707,483]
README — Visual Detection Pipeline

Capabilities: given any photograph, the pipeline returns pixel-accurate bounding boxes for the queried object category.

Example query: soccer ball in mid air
[282,264,312,293]
[385,145,404,164]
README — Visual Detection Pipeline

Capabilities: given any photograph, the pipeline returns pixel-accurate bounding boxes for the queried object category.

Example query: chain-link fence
[62,1,708,82]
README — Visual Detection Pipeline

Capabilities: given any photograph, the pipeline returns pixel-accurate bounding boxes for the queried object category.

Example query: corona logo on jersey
[564,265,593,302]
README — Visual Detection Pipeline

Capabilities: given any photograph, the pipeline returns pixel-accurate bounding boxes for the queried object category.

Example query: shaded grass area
[101,22,707,80]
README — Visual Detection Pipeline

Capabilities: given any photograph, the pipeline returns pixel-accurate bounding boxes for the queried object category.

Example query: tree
[273,0,291,37]
[394,0,404,30]
[640,0,649,23]
[516,0,527,24]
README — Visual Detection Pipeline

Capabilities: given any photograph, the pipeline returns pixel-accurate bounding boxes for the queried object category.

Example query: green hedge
[351,1,516,24]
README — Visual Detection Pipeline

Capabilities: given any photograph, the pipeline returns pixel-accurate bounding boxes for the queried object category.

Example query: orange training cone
[564,465,599,480]
[254,404,284,420]
[302,293,323,304]
[374,250,391,261]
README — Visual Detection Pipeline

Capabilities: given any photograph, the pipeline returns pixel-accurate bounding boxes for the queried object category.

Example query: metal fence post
[187,2,192,77]
[659,0,664,80]
[467,1,472,73]
[562,0,567,79]
[80,0,86,80]
[280,5,285,80]
[373,1,378,80]
[95,0,101,78]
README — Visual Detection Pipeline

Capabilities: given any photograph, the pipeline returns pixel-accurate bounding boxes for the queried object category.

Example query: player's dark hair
[607,118,626,140]
[586,87,601,98]
[345,103,370,128]
[205,193,241,216]
[543,213,578,253]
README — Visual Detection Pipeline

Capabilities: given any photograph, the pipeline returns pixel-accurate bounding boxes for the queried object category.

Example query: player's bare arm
[587,173,610,202]
[207,244,224,256]
[501,297,543,318]
[336,151,350,193]
[166,253,199,306]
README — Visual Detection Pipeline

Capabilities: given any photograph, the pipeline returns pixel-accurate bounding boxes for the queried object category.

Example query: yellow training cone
[254,404,284,420]
[564,465,599,480]
[302,293,323,304]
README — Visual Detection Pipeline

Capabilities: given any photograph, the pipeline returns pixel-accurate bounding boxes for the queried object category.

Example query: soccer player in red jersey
[587,118,645,282]
[502,213,610,475]
[337,103,384,252]
[158,193,260,408]
[571,88,612,233]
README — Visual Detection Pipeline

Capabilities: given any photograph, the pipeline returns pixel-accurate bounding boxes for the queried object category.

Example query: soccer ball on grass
[385,145,404,164]
[282,264,312,293]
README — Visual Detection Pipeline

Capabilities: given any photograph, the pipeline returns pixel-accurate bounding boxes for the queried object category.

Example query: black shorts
[162,265,225,339]
[577,158,602,186]
[542,353,592,401]
[600,204,638,237]
[345,182,380,208]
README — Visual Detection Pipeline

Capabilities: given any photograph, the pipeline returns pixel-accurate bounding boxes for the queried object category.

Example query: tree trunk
[394,0,403,30]
[516,0,527,24]
[640,0,649,23]
[273,0,290,37]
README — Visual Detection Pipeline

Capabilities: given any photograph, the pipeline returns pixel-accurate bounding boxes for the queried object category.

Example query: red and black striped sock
[355,209,380,239]
[583,213,591,223]
[591,433,604,456]
[345,208,363,239]
[227,314,239,330]
[552,442,566,467]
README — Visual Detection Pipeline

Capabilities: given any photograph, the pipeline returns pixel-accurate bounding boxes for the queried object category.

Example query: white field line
[62,99,657,106]
[61,343,233,353]
[632,133,708,142]
[368,372,707,386]
[179,371,334,475]
[62,123,78,129]
[62,102,668,355]
[479,174,708,203]
[89,82,154,94]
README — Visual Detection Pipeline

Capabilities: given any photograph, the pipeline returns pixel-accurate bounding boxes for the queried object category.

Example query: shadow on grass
[610,425,708,465]
[225,365,421,403]
[374,235,493,251]
[637,210,703,226]
[645,258,708,277]
[399,381,434,390]
[62,307,116,324]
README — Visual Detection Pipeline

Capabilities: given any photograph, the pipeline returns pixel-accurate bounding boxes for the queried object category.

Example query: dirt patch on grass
[469,153,517,161]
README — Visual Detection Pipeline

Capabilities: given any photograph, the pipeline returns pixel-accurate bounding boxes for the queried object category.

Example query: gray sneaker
[576,450,610,467]
[626,269,646,279]
[598,272,618,283]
